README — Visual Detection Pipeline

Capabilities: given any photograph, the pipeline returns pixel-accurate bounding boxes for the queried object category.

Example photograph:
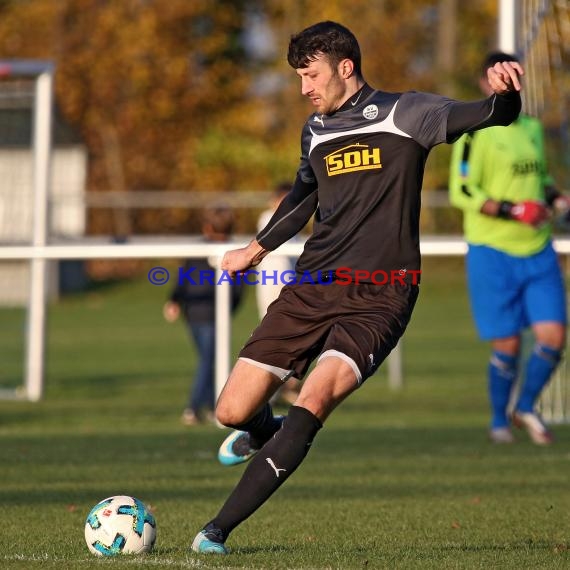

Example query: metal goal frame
[0,60,54,401]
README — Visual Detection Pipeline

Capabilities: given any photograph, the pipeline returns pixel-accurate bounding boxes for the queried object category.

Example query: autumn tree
[0,0,266,233]
[0,0,499,238]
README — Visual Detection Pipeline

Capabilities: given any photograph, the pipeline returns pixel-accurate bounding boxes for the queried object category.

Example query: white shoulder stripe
[308,100,411,156]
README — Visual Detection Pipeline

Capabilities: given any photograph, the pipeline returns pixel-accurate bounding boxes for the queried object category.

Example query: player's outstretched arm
[445,60,525,142]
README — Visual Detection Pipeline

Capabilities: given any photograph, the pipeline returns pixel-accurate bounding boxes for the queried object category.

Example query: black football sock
[210,405,322,539]
[227,402,282,449]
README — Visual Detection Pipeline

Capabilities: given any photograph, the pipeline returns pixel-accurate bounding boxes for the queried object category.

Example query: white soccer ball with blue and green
[84,495,156,556]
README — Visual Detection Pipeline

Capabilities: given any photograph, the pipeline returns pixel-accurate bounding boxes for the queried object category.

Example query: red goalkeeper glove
[498,200,550,227]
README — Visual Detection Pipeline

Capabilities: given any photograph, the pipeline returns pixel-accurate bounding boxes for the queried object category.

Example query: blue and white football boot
[218,416,285,466]
[191,524,228,555]
[218,430,258,466]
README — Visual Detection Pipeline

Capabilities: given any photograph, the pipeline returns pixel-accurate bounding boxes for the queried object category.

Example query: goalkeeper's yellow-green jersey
[448,115,553,256]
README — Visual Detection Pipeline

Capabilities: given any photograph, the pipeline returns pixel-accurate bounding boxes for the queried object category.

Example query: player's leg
[191,358,289,554]
[216,284,324,466]
[190,322,216,416]
[513,244,567,445]
[466,245,523,442]
[512,322,564,445]
[181,321,215,426]
[488,336,520,442]
[216,358,288,465]
[518,321,565,415]
[193,356,358,554]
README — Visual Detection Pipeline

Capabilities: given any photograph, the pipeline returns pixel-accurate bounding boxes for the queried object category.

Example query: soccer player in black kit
[192,21,525,554]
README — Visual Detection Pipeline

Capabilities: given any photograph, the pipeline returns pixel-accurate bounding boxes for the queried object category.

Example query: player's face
[296,55,348,115]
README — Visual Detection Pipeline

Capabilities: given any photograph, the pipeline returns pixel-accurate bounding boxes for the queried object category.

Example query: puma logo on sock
[266,457,287,478]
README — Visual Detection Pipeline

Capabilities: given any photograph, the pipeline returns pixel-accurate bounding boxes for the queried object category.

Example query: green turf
[0,258,569,569]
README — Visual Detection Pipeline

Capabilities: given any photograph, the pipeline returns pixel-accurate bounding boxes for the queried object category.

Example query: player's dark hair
[287,21,362,76]
[481,51,519,75]
[202,204,234,236]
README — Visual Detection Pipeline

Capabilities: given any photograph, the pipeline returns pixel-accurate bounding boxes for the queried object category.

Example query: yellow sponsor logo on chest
[324,143,382,176]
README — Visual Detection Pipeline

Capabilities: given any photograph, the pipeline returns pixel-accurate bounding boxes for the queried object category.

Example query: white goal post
[0,60,54,402]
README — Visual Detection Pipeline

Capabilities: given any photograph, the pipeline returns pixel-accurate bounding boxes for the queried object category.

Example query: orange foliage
[0,0,498,238]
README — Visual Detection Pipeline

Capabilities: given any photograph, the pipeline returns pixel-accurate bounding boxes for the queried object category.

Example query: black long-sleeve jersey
[256,84,521,281]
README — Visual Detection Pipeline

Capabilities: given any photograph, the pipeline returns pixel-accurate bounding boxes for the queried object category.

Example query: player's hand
[553,195,570,213]
[487,61,524,94]
[221,240,267,278]
[510,200,550,227]
[163,301,180,322]
[220,248,253,278]
[552,195,570,227]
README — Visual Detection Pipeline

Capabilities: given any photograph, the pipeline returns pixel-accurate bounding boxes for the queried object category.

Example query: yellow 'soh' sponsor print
[324,143,382,176]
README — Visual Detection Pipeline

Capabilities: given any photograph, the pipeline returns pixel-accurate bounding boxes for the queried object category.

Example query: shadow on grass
[46,370,168,398]
[1,424,568,507]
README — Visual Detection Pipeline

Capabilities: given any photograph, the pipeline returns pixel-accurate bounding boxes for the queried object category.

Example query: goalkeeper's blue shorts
[466,242,566,340]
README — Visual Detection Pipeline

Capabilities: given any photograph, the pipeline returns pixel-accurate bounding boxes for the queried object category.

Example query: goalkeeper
[449,51,570,445]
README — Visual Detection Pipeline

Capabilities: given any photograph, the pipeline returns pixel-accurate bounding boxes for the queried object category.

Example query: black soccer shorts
[239,281,419,384]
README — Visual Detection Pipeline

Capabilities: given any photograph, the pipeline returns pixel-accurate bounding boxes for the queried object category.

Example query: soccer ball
[84,495,156,556]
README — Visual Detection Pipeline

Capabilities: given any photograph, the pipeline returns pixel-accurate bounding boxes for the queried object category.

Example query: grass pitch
[0,258,569,569]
